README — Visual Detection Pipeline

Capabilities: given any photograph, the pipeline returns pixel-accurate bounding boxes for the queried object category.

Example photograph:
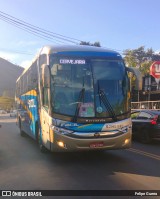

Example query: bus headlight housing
[57,141,66,148]
[51,126,73,135]
[124,138,130,145]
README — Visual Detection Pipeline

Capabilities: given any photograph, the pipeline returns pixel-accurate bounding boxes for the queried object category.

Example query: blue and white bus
[16,45,141,152]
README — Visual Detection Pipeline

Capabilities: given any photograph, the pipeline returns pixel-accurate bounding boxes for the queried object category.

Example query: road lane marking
[126,148,160,161]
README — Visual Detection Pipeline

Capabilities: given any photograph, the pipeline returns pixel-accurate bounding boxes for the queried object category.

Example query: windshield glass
[50,56,130,119]
[50,57,94,117]
[92,60,129,117]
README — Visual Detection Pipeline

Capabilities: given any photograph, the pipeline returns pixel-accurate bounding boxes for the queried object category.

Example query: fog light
[57,141,65,148]
[124,138,130,145]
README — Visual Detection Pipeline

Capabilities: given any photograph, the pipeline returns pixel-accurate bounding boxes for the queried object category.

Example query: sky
[0,0,160,68]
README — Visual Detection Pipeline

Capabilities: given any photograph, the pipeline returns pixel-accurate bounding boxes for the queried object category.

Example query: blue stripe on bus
[19,93,39,137]
[56,51,122,58]
[62,122,104,132]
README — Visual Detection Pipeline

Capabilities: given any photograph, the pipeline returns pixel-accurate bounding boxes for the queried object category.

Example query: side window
[39,54,49,110]
[138,112,152,119]
[29,61,38,90]
[40,54,47,84]
[43,87,49,110]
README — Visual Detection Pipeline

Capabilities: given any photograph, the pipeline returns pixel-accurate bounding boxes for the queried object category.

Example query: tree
[123,46,160,76]
[123,49,137,67]
[140,61,153,76]
[80,41,101,47]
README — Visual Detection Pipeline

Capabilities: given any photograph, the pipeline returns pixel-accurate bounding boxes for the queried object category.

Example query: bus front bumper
[50,128,132,152]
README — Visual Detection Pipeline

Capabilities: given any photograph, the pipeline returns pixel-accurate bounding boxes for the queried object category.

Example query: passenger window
[43,87,49,111]
[138,112,151,119]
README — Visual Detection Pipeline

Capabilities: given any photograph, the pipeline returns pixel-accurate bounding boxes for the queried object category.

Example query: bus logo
[28,99,36,108]
[94,132,100,138]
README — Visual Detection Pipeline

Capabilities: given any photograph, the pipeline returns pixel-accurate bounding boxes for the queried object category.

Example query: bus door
[40,108,51,150]
[40,64,52,150]
[28,90,38,139]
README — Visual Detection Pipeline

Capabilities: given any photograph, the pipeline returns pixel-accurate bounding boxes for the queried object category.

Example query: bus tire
[36,125,48,153]
[19,119,25,137]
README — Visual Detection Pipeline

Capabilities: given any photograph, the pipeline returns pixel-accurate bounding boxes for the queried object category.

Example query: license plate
[90,142,104,148]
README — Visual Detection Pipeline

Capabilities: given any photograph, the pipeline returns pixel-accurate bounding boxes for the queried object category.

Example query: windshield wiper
[72,88,85,122]
[98,86,117,122]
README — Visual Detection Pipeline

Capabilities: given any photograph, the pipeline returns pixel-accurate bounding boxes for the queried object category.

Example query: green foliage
[0,97,15,110]
[123,49,137,67]
[123,46,160,76]
[140,61,153,76]
[80,41,101,47]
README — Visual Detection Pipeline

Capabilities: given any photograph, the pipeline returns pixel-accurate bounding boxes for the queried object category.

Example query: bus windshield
[50,56,129,120]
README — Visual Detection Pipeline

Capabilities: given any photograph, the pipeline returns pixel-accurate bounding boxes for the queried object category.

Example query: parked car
[10,110,17,117]
[0,110,7,114]
[131,110,160,143]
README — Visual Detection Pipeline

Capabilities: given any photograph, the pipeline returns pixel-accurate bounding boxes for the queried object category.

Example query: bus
[16,45,142,152]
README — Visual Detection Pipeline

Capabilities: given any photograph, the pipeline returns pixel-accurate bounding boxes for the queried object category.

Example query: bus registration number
[90,142,104,148]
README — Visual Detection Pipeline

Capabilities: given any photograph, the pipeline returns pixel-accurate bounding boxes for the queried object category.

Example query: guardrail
[131,100,160,110]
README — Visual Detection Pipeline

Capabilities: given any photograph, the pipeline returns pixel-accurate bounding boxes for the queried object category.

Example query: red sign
[150,61,160,79]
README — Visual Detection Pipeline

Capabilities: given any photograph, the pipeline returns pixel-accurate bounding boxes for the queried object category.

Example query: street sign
[150,61,160,79]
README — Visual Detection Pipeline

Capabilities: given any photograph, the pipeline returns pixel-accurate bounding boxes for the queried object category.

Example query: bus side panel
[18,90,39,139]
[40,108,53,150]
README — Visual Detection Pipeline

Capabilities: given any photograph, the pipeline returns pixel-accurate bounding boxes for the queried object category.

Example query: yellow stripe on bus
[17,98,34,122]
[22,90,37,97]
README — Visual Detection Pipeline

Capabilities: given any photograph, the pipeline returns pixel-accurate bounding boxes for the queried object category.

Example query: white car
[0,110,7,114]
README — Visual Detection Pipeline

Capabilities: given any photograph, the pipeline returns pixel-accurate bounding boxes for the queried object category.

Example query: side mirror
[126,67,142,90]
[42,64,50,88]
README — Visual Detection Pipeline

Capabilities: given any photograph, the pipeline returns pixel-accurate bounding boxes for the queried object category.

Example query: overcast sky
[0,0,160,67]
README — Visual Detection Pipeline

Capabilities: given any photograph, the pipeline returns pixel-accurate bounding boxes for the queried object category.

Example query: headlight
[51,125,73,135]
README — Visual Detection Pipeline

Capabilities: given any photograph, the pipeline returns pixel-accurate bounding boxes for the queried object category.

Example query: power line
[0,10,127,52]
[0,15,65,44]
[0,10,81,44]
[0,10,127,54]
[0,12,69,44]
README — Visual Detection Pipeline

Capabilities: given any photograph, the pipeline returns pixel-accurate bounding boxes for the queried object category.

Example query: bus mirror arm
[126,67,142,91]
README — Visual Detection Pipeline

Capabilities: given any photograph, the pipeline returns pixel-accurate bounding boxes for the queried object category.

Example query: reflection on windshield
[98,82,117,122]
[50,57,129,119]
[50,57,94,117]
[92,60,129,117]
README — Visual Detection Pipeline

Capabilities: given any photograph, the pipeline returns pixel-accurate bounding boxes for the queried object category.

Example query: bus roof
[17,45,122,82]
[40,45,121,57]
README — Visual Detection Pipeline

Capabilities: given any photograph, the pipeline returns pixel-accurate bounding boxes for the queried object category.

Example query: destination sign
[60,59,86,65]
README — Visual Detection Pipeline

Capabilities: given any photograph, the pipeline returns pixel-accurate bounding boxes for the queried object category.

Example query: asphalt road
[0,114,160,198]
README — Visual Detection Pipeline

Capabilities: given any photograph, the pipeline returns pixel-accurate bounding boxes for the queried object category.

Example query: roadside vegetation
[0,96,15,111]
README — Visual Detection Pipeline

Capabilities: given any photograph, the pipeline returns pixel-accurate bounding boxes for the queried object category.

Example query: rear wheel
[140,129,151,144]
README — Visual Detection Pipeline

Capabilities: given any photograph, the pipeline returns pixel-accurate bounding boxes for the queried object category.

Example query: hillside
[0,58,24,97]
[0,96,15,110]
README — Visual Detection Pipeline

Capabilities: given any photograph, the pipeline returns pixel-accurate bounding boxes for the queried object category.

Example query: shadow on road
[16,126,160,182]
[0,114,159,190]
[44,147,159,180]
